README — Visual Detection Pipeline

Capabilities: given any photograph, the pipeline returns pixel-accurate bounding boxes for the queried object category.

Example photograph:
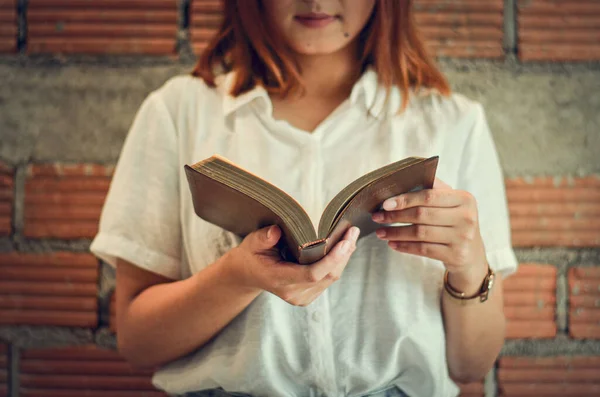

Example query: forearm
[442,268,506,383]
[118,251,261,368]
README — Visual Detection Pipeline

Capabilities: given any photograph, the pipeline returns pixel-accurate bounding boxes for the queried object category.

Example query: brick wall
[0,1,599,397]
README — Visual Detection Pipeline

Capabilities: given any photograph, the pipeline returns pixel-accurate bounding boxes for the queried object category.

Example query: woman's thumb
[251,225,281,250]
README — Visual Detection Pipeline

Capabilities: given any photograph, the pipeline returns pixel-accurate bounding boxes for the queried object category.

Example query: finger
[376,224,454,244]
[309,226,359,281]
[271,226,359,285]
[433,177,453,190]
[388,241,450,262]
[372,206,460,226]
[381,188,464,211]
[245,225,282,251]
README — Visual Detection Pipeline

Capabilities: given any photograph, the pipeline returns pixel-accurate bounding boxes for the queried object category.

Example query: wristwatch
[443,264,495,305]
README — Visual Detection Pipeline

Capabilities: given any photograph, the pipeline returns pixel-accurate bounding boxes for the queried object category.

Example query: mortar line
[556,268,568,334]
[12,166,26,241]
[8,344,19,397]
[16,0,27,52]
[484,365,497,397]
[503,0,517,54]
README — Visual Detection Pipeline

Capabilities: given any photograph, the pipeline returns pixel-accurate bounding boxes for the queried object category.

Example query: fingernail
[338,241,350,255]
[376,229,386,238]
[382,199,397,211]
[372,212,384,222]
[350,226,360,240]
[266,226,272,239]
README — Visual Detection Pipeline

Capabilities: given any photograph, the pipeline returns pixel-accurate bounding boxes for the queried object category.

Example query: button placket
[305,136,339,396]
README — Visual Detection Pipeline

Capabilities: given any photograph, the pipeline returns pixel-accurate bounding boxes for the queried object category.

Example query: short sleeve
[90,91,182,280]
[457,104,519,278]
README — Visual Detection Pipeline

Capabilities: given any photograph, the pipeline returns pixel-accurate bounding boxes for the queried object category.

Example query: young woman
[90,1,518,396]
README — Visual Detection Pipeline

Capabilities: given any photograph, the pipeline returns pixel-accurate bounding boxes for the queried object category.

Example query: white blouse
[90,68,518,397]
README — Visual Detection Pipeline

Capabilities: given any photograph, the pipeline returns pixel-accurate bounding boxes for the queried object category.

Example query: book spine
[297,239,328,264]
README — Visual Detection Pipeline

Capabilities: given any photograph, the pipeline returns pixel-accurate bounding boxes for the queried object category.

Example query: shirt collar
[349,67,401,119]
[219,72,271,118]
[218,67,401,120]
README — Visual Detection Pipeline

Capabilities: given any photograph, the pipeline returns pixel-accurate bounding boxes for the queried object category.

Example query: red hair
[192,0,450,111]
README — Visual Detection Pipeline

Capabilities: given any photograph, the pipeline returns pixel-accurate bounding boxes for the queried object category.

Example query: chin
[290,41,348,56]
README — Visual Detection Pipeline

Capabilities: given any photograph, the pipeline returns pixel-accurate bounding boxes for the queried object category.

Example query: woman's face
[262,0,376,55]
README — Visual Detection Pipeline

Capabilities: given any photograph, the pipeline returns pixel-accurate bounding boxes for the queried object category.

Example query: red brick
[24,164,112,239]
[520,44,600,61]
[20,391,166,397]
[413,0,505,59]
[500,383,600,396]
[507,187,600,202]
[190,0,222,56]
[27,1,177,55]
[0,281,96,296]
[0,266,97,282]
[0,188,14,201]
[25,192,106,206]
[29,24,175,39]
[25,205,102,221]
[569,266,600,339]
[507,178,600,247]
[512,231,600,247]
[498,356,600,396]
[21,374,154,390]
[509,203,600,217]
[519,15,600,29]
[0,162,13,237]
[26,177,111,192]
[20,345,167,397]
[415,11,504,26]
[503,291,556,306]
[570,267,600,279]
[520,1,600,14]
[29,0,174,9]
[0,0,17,53]
[27,163,114,178]
[506,322,557,339]
[500,356,600,368]
[28,38,176,55]
[0,312,96,327]
[570,295,600,308]
[0,296,96,311]
[0,252,98,327]
[27,9,176,24]
[518,0,600,61]
[511,217,600,231]
[22,345,121,360]
[505,176,600,188]
[24,222,100,239]
[457,382,484,397]
[0,251,98,267]
[503,264,557,339]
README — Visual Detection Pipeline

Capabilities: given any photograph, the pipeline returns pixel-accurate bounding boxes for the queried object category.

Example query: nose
[300,0,323,12]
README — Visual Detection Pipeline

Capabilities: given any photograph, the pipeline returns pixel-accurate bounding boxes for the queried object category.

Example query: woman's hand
[219,225,360,306]
[371,178,488,292]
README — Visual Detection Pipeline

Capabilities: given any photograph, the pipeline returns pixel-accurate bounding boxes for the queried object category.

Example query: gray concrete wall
[1,57,599,177]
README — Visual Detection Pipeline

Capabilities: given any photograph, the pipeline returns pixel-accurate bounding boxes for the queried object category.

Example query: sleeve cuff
[486,247,519,278]
[90,233,181,280]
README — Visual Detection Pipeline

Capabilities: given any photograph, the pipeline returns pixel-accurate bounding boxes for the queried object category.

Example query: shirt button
[312,311,321,322]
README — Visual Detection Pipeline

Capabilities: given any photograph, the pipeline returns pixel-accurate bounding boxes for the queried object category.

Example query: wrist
[213,248,262,295]
[446,261,489,296]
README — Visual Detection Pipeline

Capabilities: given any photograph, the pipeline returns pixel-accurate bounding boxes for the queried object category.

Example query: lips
[294,12,337,28]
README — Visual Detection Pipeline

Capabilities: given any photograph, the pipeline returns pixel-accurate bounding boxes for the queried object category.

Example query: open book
[184,155,439,264]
